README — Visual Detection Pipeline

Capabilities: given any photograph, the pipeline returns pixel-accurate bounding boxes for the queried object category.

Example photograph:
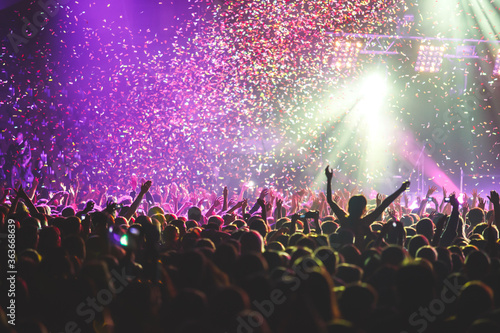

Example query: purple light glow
[0,0,499,195]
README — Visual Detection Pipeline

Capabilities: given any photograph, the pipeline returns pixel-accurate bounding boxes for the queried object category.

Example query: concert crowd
[1,160,500,333]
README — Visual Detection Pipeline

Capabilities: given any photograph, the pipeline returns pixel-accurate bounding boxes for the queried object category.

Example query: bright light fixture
[415,44,445,73]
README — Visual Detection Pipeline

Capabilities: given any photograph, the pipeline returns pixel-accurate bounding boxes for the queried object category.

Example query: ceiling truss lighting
[415,44,446,73]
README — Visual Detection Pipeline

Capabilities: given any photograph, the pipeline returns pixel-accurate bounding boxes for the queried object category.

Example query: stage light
[331,40,363,70]
[493,49,500,77]
[362,73,387,101]
[356,72,389,134]
[355,71,392,187]
[415,44,445,73]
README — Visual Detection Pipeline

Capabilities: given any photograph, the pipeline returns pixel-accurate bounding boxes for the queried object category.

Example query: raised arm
[205,195,223,218]
[417,186,437,217]
[275,198,283,220]
[13,185,38,215]
[311,210,321,234]
[439,187,447,213]
[222,186,229,212]
[440,194,460,247]
[375,193,385,221]
[257,198,268,225]
[325,166,347,220]
[487,190,500,230]
[238,182,248,202]
[47,191,66,206]
[27,177,39,201]
[123,180,152,221]
[471,189,478,208]
[461,199,469,224]
[249,188,268,215]
[226,199,244,215]
[365,181,410,224]
[176,201,191,216]
[96,184,108,208]
[431,214,448,246]
[318,192,328,218]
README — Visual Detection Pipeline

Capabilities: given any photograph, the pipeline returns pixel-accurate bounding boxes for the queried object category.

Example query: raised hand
[388,208,398,221]
[213,195,223,207]
[472,189,478,198]
[462,200,469,212]
[487,191,499,206]
[265,201,273,213]
[228,198,237,207]
[376,193,383,207]
[259,188,269,200]
[442,186,447,200]
[487,190,500,229]
[240,182,249,191]
[171,183,178,197]
[400,181,411,192]
[180,185,189,199]
[478,197,486,210]
[231,200,243,209]
[324,165,334,181]
[189,192,198,205]
[276,198,283,209]
[222,186,229,211]
[333,194,340,203]
[426,185,437,198]
[241,198,248,210]
[105,198,118,213]
[449,194,459,207]
[140,180,152,195]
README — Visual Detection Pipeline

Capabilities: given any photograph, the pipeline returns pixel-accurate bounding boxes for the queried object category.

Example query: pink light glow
[398,131,460,194]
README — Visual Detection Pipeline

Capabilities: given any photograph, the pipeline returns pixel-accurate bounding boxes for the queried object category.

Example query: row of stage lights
[332,40,363,69]
[331,40,500,76]
[415,45,446,73]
